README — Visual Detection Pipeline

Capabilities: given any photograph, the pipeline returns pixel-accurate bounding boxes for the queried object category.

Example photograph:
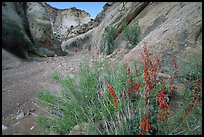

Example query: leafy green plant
[123,22,141,49]
[30,46,55,57]
[37,46,202,135]
[101,26,117,55]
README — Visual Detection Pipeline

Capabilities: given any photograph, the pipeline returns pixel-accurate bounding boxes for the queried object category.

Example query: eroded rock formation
[2,2,100,57]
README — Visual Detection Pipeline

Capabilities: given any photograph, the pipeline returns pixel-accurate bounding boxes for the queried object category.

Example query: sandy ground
[2,49,93,135]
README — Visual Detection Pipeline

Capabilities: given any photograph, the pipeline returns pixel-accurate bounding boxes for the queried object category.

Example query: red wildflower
[144,97,148,100]
[127,68,131,75]
[140,130,145,135]
[145,90,149,95]
[133,83,139,93]
[128,87,133,92]
[143,46,147,53]
[107,82,119,108]
[141,123,145,128]
[149,85,153,90]
[113,98,119,108]
[165,103,169,114]
[196,93,199,101]
[194,102,197,107]
[140,113,151,135]
[145,80,150,85]
[186,106,192,115]
[128,78,133,83]
[108,85,115,97]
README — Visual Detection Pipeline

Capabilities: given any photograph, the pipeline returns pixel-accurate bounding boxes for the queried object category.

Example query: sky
[47,2,106,19]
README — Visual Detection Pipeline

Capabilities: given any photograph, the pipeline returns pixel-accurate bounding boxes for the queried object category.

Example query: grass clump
[101,26,117,55]
[123,22,141,49]
[30,46,55,57]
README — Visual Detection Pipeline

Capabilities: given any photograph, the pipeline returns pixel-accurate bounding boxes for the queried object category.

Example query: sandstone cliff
[61,2,202,77]
[2,2,96,57]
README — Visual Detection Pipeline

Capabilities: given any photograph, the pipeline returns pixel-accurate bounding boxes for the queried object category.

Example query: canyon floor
[2,49,94,135]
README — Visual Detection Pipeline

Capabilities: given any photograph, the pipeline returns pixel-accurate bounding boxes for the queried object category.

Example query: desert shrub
[101,26,117,55]
[33,47,55,57]
[37,46,202,135]
[123,22,141,49]
[178,50,202,82]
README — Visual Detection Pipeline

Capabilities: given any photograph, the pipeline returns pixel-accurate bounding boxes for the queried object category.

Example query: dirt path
[2,49,93,135]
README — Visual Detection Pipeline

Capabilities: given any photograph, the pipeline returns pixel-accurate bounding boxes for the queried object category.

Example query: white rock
[30,126,35,130]
[2,124,8,131]
[12,121,20,126]
[70,68,74,71]
[16,112,25,120]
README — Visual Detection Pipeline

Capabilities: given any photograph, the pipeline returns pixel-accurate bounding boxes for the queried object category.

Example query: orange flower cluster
[107,83,119,108]
[141,46,160,108]
[156,90,170,121]
[186,80,202,115]
[125,64,140,98]
[140,113,152,135]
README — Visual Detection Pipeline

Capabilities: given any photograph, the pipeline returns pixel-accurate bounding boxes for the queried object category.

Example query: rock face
[45,4,92,40]
[120,2,202,73]
[2,2,33,58]
[60,2,117,54]
[26,2,93,55]
[61,29,93,54]
[61,2,201,76]
[2,2,97,58]
[3,2,201,64]
[26,2,58,52]
[89,2,201,72]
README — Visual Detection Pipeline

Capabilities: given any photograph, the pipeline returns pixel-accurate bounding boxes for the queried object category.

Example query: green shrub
[101,26,117,55]
[123,22,141,49]
[35,47,55,57]
[37,47,202,135]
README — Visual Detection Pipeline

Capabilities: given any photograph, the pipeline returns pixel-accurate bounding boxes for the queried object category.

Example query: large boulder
[61,29,94,54]
[26,2,62,55]
[2,49,23,70]
[2,2,33,58]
